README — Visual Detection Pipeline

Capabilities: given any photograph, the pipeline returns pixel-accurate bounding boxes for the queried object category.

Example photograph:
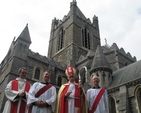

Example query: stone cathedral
[0,0,141,113]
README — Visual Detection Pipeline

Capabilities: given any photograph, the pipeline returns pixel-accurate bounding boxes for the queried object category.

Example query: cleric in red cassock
[2,67,31,113]
[55,66,88,113]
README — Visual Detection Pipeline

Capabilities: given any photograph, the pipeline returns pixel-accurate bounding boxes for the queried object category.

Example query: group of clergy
[2,66,109,113]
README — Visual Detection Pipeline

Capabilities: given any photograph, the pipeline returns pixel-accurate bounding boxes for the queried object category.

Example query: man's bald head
[92,75,100,87]
[92,75,100,81]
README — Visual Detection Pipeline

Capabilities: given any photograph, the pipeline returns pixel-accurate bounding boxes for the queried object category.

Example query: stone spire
[90,45,112,73]
[69,0,86,20]
[17,24,32,44]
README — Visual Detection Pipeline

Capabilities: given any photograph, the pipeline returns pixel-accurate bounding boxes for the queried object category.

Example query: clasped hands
[18,92,25,97]
[35,100,49,107]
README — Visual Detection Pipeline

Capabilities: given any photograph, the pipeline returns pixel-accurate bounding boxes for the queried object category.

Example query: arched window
[57,76,62,87]
[136,87,141,112]
[58,28,64,51]
[34,68,40,80]
[82,27,90,49]
[109,97,116,113]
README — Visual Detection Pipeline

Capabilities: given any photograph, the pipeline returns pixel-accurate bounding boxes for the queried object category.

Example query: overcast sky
[0,0,141,63]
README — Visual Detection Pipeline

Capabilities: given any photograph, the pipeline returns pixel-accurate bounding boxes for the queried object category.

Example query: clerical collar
[41,82,49,85]
[68,81,75,84]
[16,77,26,82]
[92,86,101,89]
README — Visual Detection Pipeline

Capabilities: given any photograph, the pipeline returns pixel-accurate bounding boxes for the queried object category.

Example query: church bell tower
[48,0,101,67]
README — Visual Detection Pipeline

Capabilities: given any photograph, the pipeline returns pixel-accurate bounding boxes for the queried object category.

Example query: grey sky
[0,0,141,63]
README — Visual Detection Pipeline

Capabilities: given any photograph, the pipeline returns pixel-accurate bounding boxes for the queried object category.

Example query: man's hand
[35,100,42,107]
[18,92,25,97]
[78,82,82,88]
[35,100,49,107]
[40,101,48,107]
[65,92,72,97]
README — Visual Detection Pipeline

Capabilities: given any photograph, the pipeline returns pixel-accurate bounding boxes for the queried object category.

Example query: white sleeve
[86,90,90,109]
[27,82,39,106]
[24,83,31,102]
[104,90,109,113]
[46,86,57,112]
[46,86,56,104]
[5,81,19,102]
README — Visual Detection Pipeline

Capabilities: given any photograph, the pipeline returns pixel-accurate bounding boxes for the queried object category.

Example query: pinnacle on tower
[17,24,31,44]
[71,0,77,6]
[73,0,76,2]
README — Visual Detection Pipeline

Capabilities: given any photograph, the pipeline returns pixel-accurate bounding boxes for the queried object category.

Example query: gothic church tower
[48,0,100,67]
[0,24,31,112]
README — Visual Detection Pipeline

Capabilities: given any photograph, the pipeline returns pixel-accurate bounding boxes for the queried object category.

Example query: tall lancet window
[82,27,90,49]
[57,76,62,87]
[58,28,64,51]
[136,87,141,112]
[109,97,116,113]
[34,68,40,80]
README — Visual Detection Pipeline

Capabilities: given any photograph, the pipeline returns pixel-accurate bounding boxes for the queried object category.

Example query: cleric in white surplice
[26,70,56,113]
[86,75,109,113]
[2,67,31,113]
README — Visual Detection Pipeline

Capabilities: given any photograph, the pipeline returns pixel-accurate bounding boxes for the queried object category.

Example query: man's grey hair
[18,67,27,73]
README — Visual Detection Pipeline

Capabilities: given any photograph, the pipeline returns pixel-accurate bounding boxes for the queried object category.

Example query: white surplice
[87,88,109,113]
[27,82,56,113]
[2,77,30,113]
[67,83,75,113]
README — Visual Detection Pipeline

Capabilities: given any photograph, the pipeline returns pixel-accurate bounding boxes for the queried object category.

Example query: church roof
[90,45,112,72]
[67,0,86,20]
[17,24,32,43]
[109,60,141,88]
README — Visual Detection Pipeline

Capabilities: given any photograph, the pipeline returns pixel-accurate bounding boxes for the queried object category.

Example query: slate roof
[109,60,141,88]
